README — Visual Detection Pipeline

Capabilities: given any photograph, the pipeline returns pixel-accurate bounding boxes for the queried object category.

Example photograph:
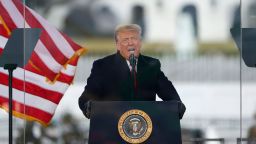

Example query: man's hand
[178,101,186,119]
[83,101,91,119]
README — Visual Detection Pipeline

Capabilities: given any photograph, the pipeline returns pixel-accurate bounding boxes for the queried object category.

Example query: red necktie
[133,70,137,89]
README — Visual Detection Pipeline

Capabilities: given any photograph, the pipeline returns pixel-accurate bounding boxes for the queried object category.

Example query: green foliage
[74,38,239,57]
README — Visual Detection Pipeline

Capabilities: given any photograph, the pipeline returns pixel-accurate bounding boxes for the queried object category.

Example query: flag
[0,16,8,55]
[0,0,87,126]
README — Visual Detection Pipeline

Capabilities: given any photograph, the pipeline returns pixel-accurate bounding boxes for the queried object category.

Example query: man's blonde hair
[114,24,142,42]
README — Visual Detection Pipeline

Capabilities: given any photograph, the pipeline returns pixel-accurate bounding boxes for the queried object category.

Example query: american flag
[0,0,87,126]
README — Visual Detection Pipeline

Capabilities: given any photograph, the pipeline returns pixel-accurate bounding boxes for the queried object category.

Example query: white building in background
[43,0,242,43]
[45,0,256,43]
[89,0,240,43]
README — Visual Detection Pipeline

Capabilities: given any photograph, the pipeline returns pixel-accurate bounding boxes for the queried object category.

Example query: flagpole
[4,64,17,144]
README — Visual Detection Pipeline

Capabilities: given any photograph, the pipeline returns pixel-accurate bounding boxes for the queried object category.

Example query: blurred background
[1,0,256,143]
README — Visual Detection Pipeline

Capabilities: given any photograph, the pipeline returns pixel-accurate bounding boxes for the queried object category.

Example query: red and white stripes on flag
[0,17,8,55]
[0,0,87,126]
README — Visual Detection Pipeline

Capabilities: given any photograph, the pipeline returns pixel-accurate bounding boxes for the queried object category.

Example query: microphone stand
[4,64,17,144]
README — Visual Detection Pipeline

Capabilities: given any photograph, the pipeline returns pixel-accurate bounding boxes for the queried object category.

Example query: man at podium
[79,24,185,119]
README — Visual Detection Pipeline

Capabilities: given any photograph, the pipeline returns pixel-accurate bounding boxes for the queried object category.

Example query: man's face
[116,30,141,60]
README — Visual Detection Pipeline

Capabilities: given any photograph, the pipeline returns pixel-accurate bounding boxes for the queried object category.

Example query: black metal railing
[183,138,225,144]
[237,138,256,144]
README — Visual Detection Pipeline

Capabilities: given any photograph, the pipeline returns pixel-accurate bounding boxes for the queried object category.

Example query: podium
[88,101,182,144]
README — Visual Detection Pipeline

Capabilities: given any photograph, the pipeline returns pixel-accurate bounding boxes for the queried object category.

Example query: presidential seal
[118,109,153,144]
